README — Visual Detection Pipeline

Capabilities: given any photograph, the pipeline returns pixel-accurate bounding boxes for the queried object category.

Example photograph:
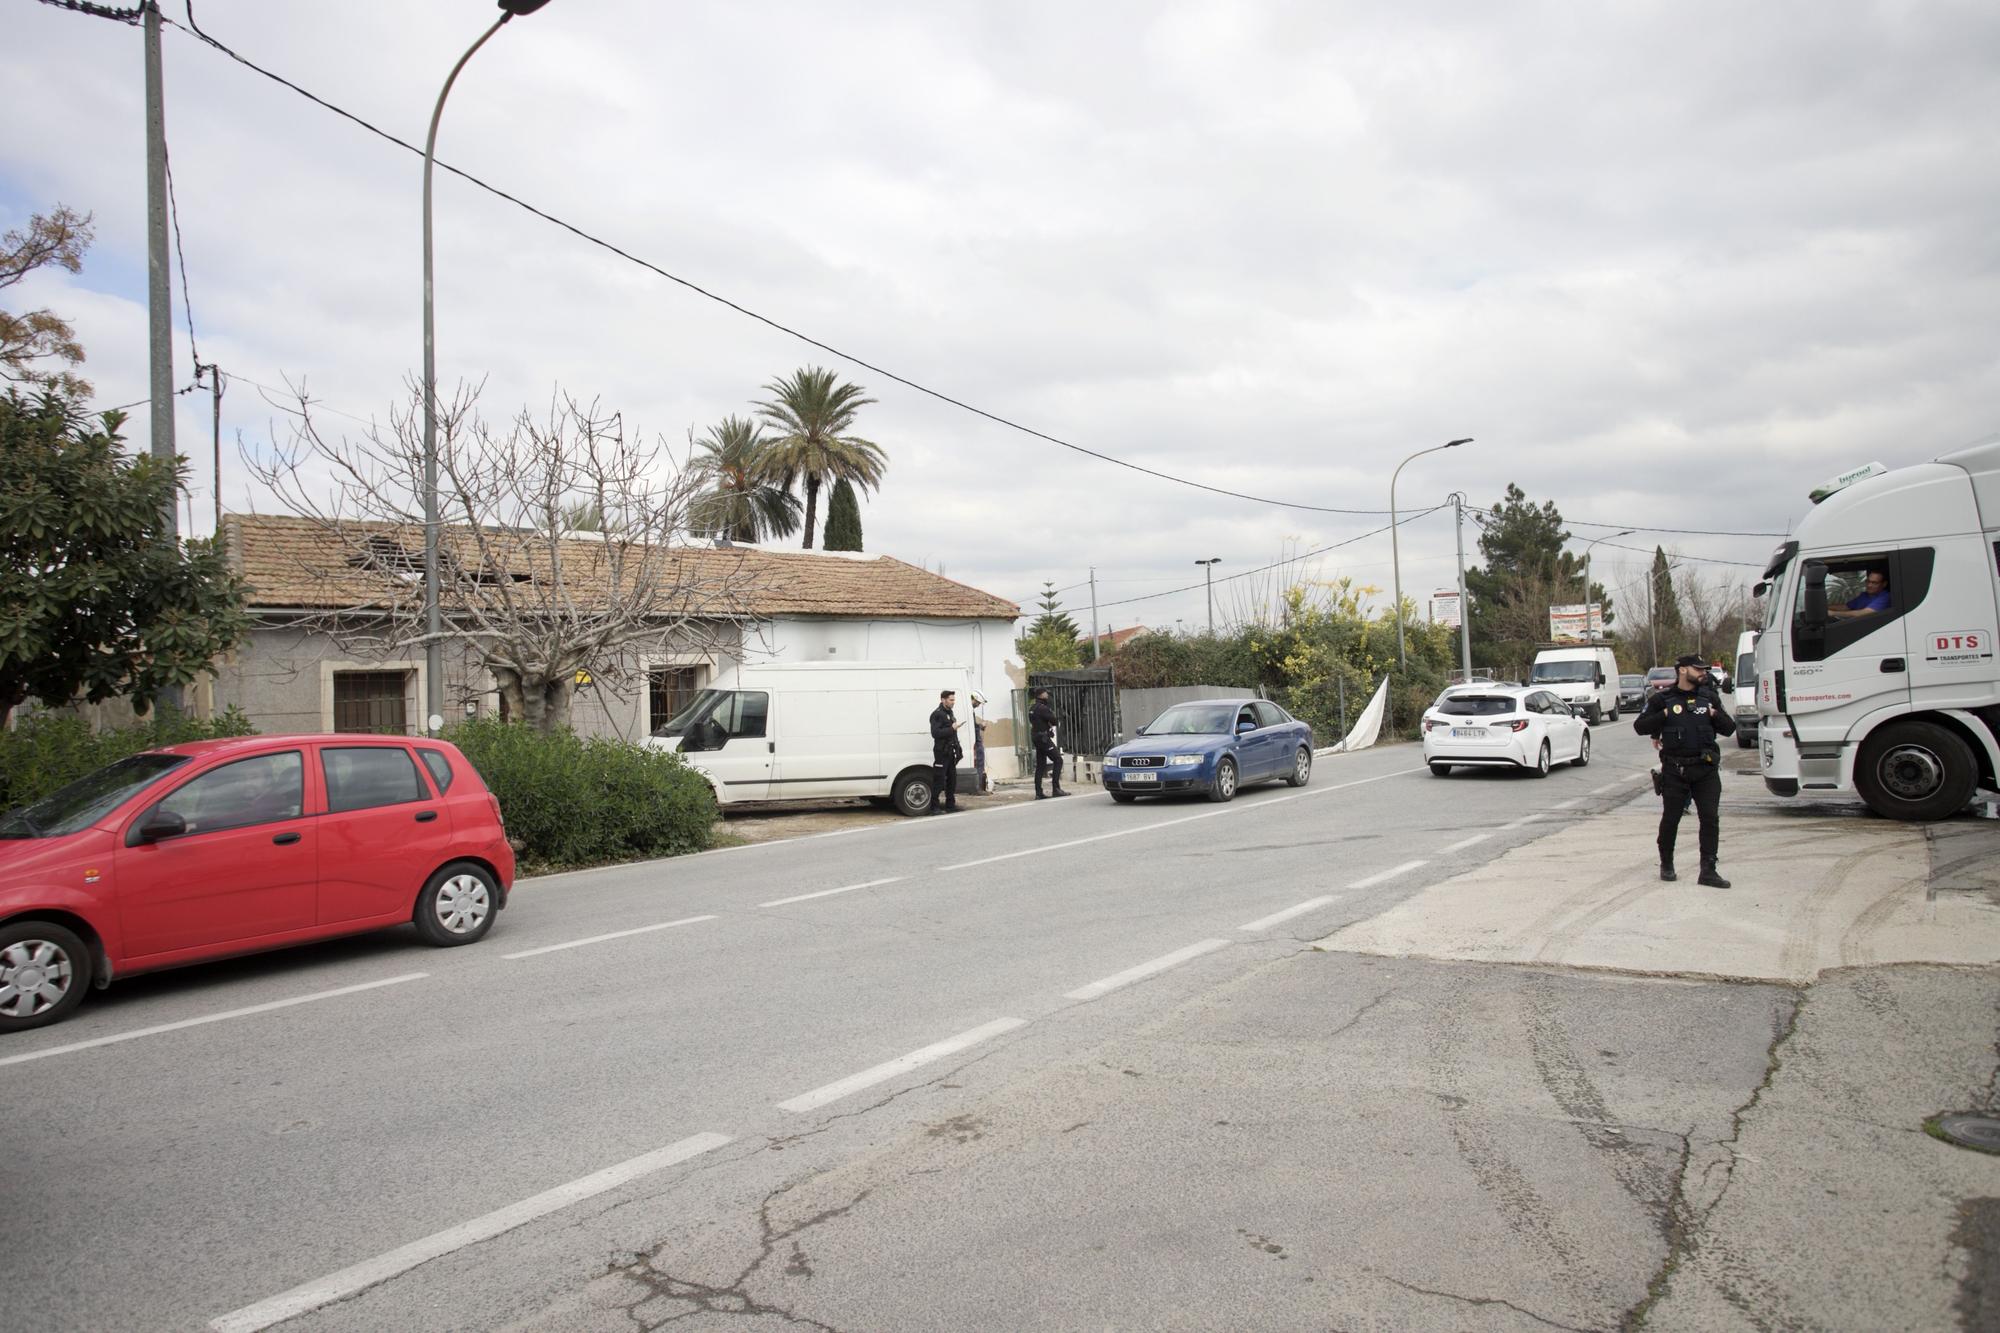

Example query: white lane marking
[1590,782,1623,795]
[1553,798,1583,809]
[938,768,1426,871]
[1348,859,1428,889]
[1065,939,1232,1001]
[1438,833,1491,854]
[1499,813,1543,829]
[207,1131,732,1333]
[0,973,429,1070]
[1238,897,1336,932]
[777,1017,1026,1114]
[502,915,715,960]
[758,877,904,909]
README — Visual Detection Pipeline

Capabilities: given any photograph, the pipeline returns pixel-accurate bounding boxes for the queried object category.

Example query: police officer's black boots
[1660,861,1677,882]
[1698,862,1730,889]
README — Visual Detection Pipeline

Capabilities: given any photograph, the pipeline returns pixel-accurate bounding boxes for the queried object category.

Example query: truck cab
[1758,439,2000,819]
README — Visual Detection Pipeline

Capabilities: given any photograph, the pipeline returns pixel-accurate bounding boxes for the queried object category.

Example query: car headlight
[1168,754,1204,767]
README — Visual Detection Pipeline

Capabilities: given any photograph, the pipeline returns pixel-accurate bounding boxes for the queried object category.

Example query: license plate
[1452,727,1488,739]
[1124,771,1159,783]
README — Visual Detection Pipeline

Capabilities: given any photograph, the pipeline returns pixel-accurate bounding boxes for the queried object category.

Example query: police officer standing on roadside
[928,689,963,815]
[1030,688,1069,799]
[1633,653,1737,886]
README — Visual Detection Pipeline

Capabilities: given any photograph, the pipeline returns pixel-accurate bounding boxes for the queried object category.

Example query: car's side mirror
[1134,726,1146,737]
[137,810,186,843]
[1237,721,1256,734]
[1801,562,1829,629]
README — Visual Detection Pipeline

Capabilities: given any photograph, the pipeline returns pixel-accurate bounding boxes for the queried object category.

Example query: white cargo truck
[1527,644,1622,723]
[645,661,973,815]
[1756,439,2000,819]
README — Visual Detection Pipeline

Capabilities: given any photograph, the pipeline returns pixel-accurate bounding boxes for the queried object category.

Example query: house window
[648,667,701,734]
[333,671,411,734]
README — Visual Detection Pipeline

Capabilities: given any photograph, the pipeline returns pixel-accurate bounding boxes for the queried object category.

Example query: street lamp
[422,0,552,733]
[1195,558,1222,634]
[1576,529,1634,638]
[1390,438,1473,670]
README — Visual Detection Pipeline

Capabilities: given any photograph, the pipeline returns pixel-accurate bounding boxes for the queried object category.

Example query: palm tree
[688,415,800,543]
[754,366,886,549]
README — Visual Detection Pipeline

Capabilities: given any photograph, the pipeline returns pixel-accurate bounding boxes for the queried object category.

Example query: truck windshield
[654,689,726,738]
[1529,661,1597,683]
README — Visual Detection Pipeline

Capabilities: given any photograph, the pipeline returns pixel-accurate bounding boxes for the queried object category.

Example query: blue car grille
[1122,755,1165,768]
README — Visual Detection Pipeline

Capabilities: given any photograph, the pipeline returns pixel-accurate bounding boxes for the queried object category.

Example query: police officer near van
[928,689,963,815]
[1030,688,1069,799]
[1633,653,1737,886]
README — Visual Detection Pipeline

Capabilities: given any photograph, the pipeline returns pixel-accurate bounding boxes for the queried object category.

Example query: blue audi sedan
[1102,699,1315,803]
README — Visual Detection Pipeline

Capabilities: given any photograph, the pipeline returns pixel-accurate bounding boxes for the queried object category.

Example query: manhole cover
[1932,1113,2000,1153]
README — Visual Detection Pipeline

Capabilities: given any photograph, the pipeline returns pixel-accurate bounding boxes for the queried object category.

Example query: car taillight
[1423,719,1436,732]
[1497,719,1531,732]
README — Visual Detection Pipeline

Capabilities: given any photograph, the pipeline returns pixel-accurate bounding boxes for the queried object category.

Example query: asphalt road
[3,727,1992,1331]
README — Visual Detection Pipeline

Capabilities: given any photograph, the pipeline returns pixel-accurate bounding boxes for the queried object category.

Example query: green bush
[0,706,257,812]
[446,718,716,870]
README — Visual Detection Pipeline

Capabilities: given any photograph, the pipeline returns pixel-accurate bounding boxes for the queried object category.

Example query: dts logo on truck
[1924,630,1994,665]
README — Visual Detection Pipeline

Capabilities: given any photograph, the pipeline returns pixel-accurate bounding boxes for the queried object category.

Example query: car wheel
[1110,791,1138,804]
[0,921,92,1032]
[1530,741,1552,778]
[1854,720,1978,821]
[1429,763,1452,778]
[414,862,499,947]
[1208,757,1238,803]
[1607,705,1619,723]
[1737,733,1755,749]
[891,769,934,817]
[1286,747,1313,787]
[1586,704,1602,725]
[1574,730,1592,767]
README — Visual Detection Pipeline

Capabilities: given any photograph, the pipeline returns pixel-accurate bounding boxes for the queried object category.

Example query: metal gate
[1017,668,1119,763]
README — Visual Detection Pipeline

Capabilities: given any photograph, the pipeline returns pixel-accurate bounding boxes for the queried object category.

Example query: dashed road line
[1065,939,1232,1001]
[502,915,715,960]
[1238,897,1337,933]
[777,1017,1027,1113]
[0,973,430,1069]
[1438,833,1492,854]
[1348,859,1428,889]
[207,1131,733,1333]
[759,877,905,909]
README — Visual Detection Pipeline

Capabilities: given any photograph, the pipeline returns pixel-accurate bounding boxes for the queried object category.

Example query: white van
[645,661,973,815]
[1527,644,1622,723]
[1731,628,1760,748]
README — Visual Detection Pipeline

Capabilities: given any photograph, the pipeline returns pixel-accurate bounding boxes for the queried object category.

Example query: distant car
[1103,699,1314,803]
[0,734,513,1032]
[1644,666,1677,702]
[1618,674,1647,712]
[1421,686,1591,778]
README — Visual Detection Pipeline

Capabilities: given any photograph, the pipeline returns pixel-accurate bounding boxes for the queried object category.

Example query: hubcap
[1880,744,1945,800]
[1219,763,1236,796]
[1582,734,1591,759]
[434,876,491,934]
[0,940,73,1018]
[903,783,930,813]
[1296,751,1311,781]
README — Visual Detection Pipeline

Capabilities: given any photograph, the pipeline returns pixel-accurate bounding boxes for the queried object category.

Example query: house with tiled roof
[209,514,1023,767]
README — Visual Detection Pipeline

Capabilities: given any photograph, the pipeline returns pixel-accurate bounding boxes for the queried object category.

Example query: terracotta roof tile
[224,514,1019,621]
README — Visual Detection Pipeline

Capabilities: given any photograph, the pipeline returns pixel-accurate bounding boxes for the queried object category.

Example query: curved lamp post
[1195,557,1222,634]
[1576,529,1634,638]
[1390,438,1473,670]
[422,0,552,733]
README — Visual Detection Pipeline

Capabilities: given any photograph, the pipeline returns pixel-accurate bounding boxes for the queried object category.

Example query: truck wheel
[891,769,935,817]
[1854,721,1978,821]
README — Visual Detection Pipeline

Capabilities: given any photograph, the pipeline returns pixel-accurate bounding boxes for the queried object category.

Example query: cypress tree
[823,477,864,551]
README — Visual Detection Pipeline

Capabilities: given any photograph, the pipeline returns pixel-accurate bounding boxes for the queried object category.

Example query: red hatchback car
[0,734,514,1032]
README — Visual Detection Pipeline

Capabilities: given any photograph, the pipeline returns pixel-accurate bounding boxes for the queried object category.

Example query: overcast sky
[6,0,1996,636]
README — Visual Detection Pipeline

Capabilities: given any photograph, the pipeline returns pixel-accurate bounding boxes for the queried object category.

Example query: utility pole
[198,364,224,535]
[1452,492,1472,683]
[1196,558,1221,634]
[144,1,176,532]
[1088,567,1101,663]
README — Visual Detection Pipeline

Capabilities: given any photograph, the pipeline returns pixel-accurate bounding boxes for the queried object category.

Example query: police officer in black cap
[1030,688,1068,799]
[1633,653,1737,886]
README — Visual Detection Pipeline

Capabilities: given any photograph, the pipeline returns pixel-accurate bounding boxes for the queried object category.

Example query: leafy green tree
[1463,484,1616,677]
[1650,545,1683,641]
[1,206,93,398]
[688,415,800,543]
[754,367,886,548]
[1016,582,1084,671]
[0,390,250,726]
[823,477,863,551]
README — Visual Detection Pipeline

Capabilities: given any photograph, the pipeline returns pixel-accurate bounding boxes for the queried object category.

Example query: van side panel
[772,691,884,792]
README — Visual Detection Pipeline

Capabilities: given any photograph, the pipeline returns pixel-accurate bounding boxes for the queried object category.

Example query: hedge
[0,707,257,812]
[446,718,715,871]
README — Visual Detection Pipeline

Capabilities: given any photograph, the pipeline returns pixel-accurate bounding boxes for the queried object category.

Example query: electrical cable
[163,138,200,369]
[1096,505,1447,610]
[31,0,142,21]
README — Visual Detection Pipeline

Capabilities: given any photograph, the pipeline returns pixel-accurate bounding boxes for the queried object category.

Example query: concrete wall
[1118,685,1256,737]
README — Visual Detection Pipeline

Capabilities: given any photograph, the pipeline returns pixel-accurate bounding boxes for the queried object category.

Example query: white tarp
[1321,675,1389,754]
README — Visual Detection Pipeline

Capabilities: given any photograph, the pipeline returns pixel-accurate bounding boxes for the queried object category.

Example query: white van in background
[1731,628,1761,748]
[645,661,972,815]
[1528,644,1622,723]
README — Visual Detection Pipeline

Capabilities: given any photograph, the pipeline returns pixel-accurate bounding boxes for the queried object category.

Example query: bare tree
[248,383,765,732]
[1676,565,1749,660]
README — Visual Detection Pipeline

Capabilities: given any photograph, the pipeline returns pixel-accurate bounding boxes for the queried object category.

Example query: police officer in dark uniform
[928,689,963,815]
[1633,653,1737,886]
[1030,688,1068,799]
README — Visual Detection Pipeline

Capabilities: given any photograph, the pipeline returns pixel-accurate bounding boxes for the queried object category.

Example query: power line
[162,134,200,369]
[1097,505,1447,610]
[1567,518,1785,538]
[162,5,1416,518]
[31,0,142,21]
